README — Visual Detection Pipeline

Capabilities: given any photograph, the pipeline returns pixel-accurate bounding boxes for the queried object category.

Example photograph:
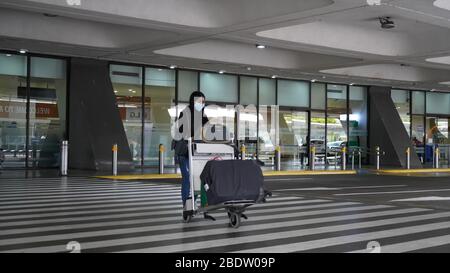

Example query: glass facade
[348,86,368,151]
[144,68,176,167]
[110,64,143,165]
[4,51,450,170]
[327,84,348,155]
[392,89,411,136]
[0,53,67,169]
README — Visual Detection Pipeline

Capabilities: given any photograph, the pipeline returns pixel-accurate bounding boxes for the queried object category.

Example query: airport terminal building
[0,0,450,173]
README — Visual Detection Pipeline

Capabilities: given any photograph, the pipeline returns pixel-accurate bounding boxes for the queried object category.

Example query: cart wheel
[183,212,192,223]
[229,212,241,228]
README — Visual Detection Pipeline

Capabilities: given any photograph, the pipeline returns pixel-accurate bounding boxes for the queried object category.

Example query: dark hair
[189,91,206,108]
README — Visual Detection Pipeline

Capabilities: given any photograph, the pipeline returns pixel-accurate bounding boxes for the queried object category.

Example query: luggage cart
[182,138,267,228]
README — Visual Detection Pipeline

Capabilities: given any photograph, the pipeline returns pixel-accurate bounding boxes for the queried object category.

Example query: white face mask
[194,102,205,112]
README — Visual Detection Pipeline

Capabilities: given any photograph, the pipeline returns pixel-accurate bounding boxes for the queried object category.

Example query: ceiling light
[271,75,277,79]
[5,54,12,57]
[169,65,177,69]
[439,81,450,85]
[350,83,354,86]
[379,17,395,29]
[114,90,118,93]
[256,44,266,49]
[19,49,28,54]
[431,89,437,92]
[219,70,225,74]
[246,67,252,71]
[311,79,317,83]
[128,89,133,92]
[158,68,163,71]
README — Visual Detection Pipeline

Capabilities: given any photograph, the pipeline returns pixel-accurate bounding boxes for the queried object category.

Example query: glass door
[279,110,308,170]
[426,116,450,167]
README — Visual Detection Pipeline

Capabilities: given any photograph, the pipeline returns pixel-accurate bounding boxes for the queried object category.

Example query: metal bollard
[60,140,69,176]
[406,147,410,170]
[112,144,118,176]
[241,144,246,160]
[159,144,165,174]
[359,149,362,169]
[436,147,440,169]
[376,146,380,171]
[334,152,338,169]
[275,146,281,171]
[351,151,355,171]
[311,146,316,171]
[342,147,347,171]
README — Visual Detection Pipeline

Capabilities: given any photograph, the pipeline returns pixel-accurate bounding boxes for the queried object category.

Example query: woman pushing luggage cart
[183,138,271,228]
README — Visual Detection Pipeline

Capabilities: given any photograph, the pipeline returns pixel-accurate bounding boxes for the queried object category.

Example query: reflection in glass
[391,89,411,136]
[29,57,67,168]
[327,84,347,156]
[144,68,176,167]
[279,110,308,169]
[349,86,368,154]
[110,64,143,165]
[0,54,27,168]
[277,80,309,108]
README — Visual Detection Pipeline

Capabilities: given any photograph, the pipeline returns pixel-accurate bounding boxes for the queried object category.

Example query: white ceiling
[1,0,450,91]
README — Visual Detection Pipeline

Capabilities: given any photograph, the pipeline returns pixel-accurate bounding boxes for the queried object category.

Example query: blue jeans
[178,156,191,207]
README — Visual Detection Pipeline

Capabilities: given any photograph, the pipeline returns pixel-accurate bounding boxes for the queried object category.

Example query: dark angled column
[68,58,133,172]
[369,86,422,168]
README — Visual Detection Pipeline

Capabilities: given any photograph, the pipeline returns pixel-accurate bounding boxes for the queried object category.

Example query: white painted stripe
[0,198,322,228]
[0,194,182,207]
[0,199,330,237]
[0,187,182,197]
[121,210,448,253]
[236,219,450,253]
[349,234,450,253]
[0,199,352,221]
[0,204,400,252]
[0,184,179,192]
[0,196,303,215]
[0,192,182,206]
[275,185,407,192]
[391,196,450,202]
[0,189,181,201]
[335,188,450,196]
[0,195,296,211]
[264,178,313,181]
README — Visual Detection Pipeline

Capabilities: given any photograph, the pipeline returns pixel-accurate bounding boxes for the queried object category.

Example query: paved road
[1,174,450,253]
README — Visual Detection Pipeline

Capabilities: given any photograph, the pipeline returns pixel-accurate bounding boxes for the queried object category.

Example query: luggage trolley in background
[183,138,267,228]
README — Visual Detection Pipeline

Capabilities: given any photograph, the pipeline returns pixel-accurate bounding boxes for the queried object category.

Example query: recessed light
[114,90,118,93]
[246,67,252,71]
[311,79,317,83]
[350,83,355,86]
[19,49,28,54]
[128,89,133,92]
[271,75,277,79]
[256,44,266,49]
[169,65,177,69]
[219,70,225,74]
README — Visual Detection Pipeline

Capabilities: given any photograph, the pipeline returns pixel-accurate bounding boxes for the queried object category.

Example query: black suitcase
[200,160,264,206]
